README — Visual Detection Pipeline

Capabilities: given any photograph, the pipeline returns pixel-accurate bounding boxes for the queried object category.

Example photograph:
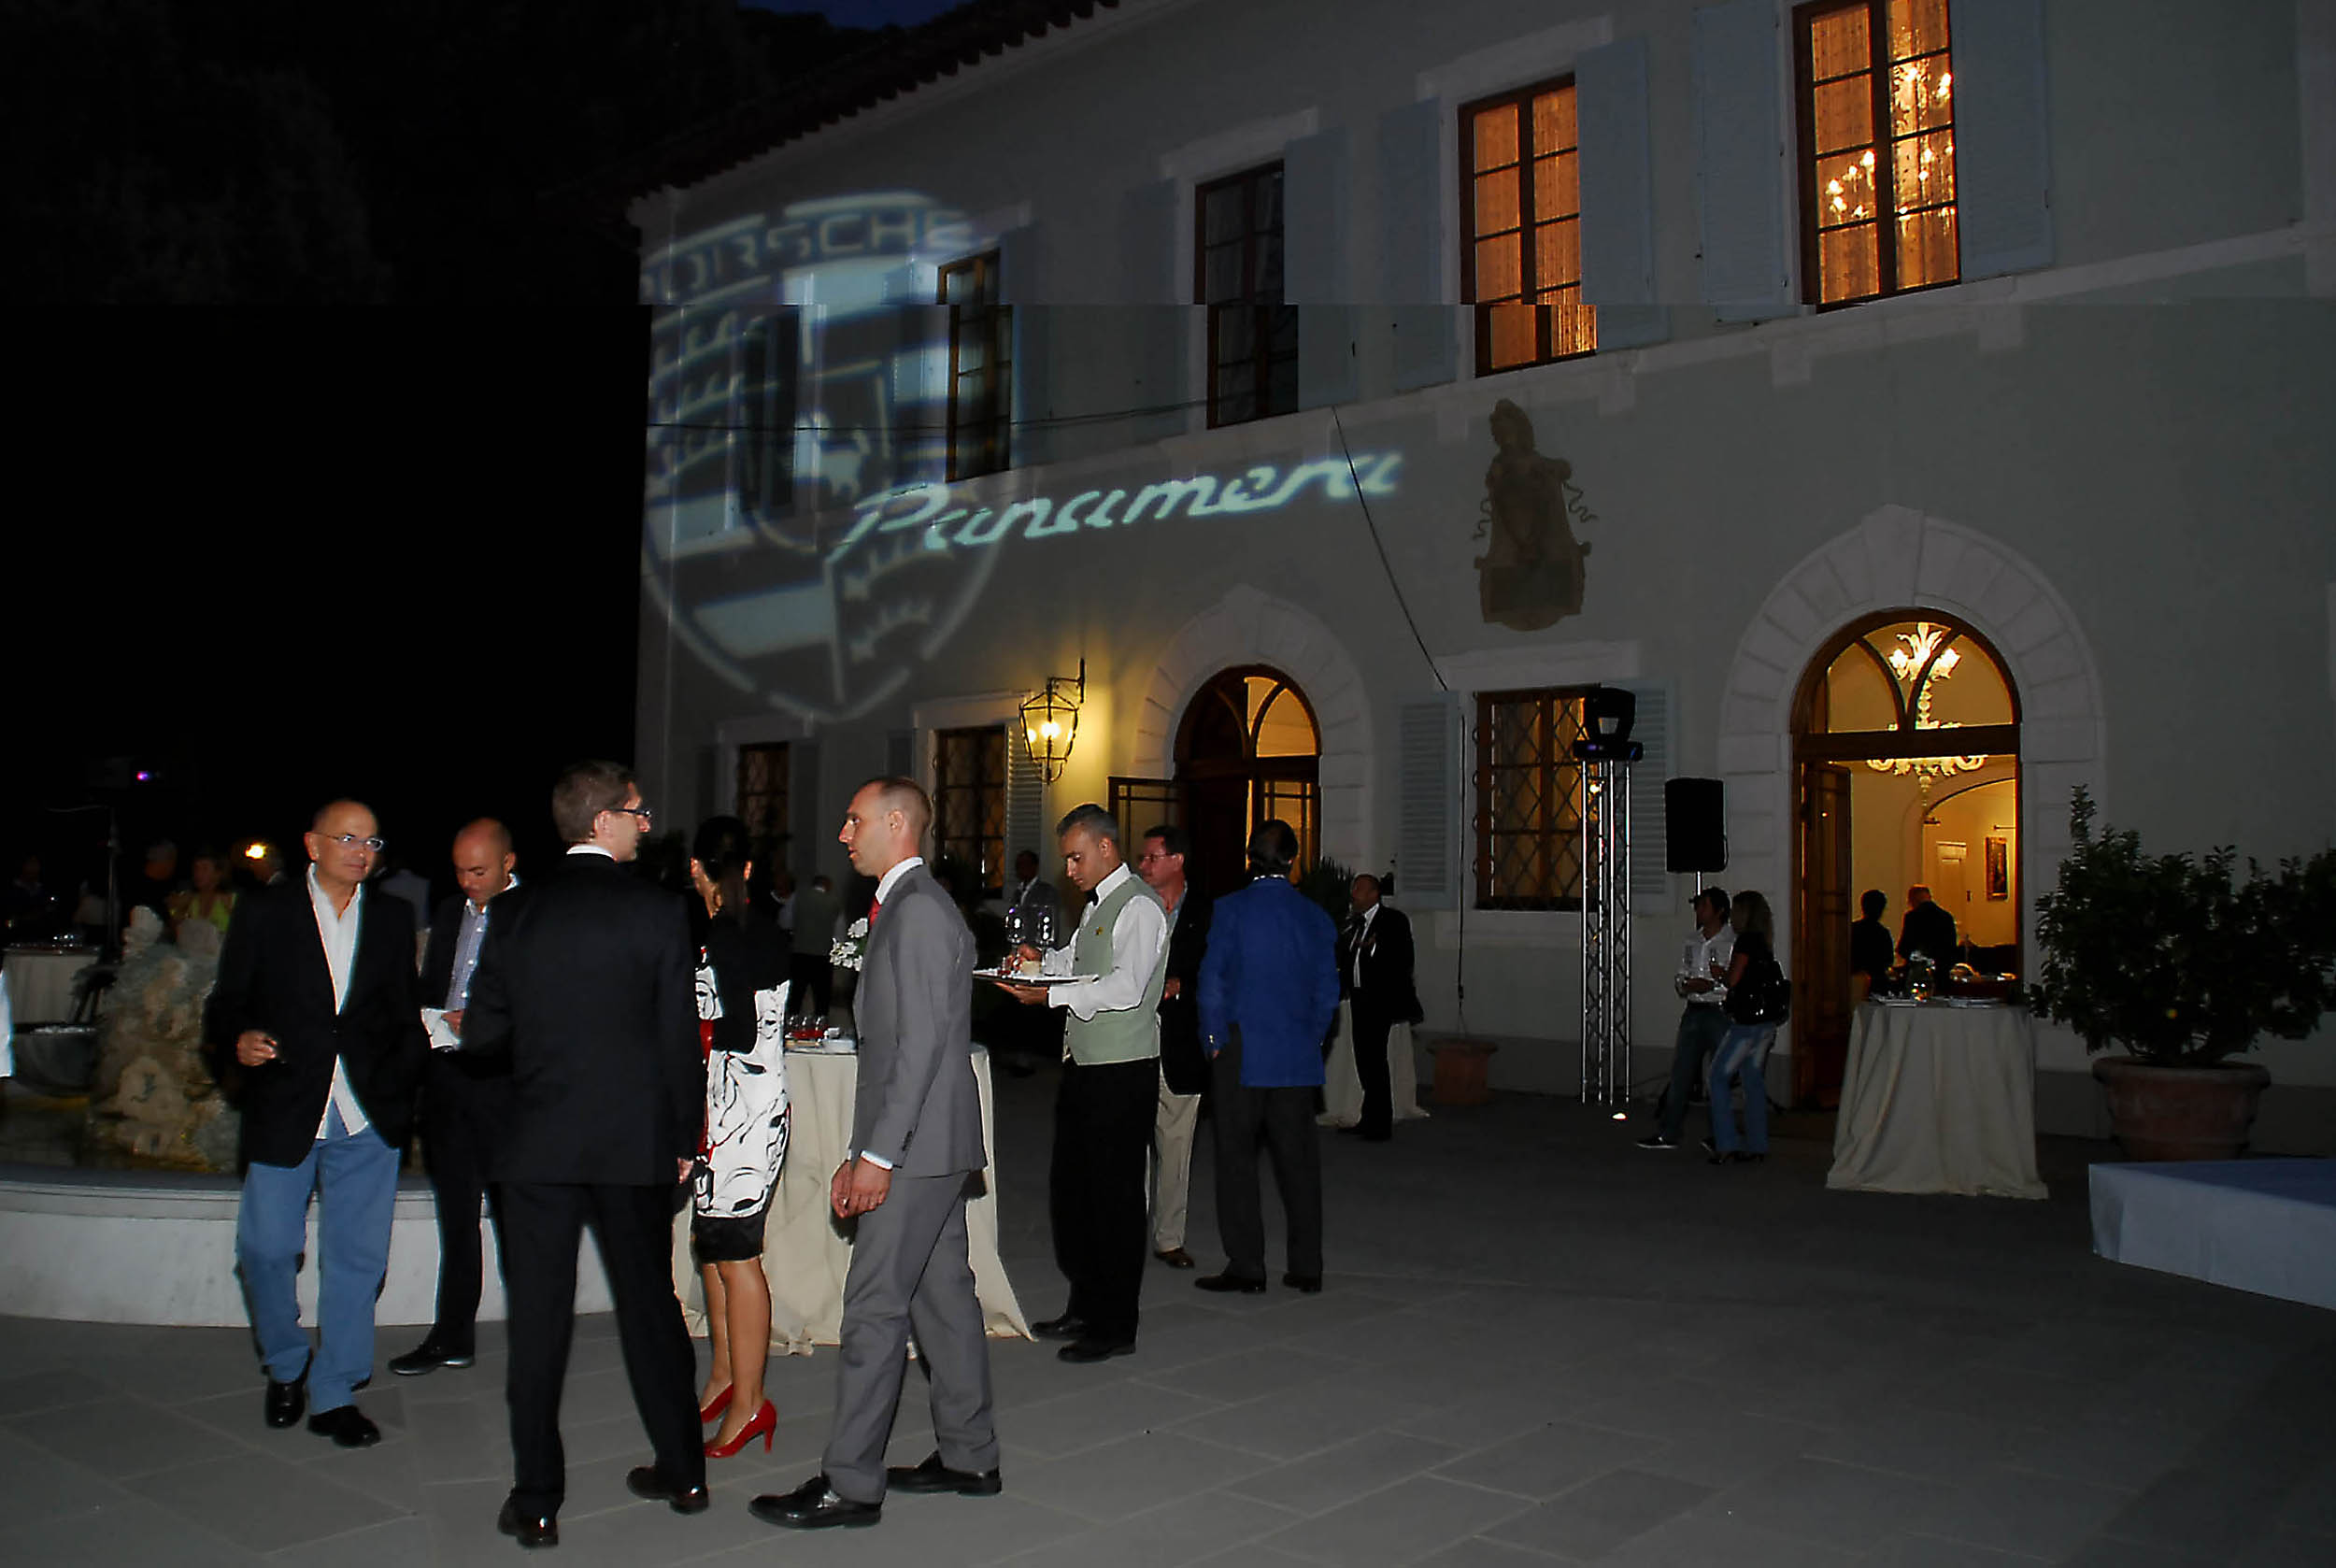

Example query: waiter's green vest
[1063,873,1167,1066]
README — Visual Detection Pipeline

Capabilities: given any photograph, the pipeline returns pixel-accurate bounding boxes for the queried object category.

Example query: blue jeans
[1707,1025,1774,1154]
[235,1105,401,1412]
[1659,1005,1732,1139]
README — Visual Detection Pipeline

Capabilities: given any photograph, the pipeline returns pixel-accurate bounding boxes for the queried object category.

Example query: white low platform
[2090,1158,2336,1312]
[0,1166,614,1326]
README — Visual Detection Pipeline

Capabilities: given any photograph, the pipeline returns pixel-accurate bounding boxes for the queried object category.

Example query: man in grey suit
[750,777,1001,1531]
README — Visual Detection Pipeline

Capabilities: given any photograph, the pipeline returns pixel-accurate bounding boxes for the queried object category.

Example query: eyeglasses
[613,805,653,828]
[320,834,386,852]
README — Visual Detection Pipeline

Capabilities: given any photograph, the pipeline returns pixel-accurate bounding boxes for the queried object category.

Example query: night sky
[8,1,957,907]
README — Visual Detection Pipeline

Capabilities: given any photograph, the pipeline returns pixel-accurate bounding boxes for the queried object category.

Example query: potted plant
[2028,788,2336,1159]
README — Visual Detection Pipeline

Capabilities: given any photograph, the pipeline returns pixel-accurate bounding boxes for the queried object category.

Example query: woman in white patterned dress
[688,817,791,1458]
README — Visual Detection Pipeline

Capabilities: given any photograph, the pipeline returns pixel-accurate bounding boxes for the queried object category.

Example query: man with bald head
[391,818,520,1378]
[753,777,997,1531]
[207,799,428,1448]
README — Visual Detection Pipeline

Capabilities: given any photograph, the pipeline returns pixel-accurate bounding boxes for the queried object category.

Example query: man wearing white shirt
[996,804,1168,1363]
[207,799,426,1448]
[1639,887,1734,1150]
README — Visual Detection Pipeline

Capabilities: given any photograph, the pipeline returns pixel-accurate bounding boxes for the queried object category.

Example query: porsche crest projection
[638,194,1407,723]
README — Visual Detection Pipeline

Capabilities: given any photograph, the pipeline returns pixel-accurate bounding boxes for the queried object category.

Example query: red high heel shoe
[704,1399,776,1459]
[698,1385,732,1423]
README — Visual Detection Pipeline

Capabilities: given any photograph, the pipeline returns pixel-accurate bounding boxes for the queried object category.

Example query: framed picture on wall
[1984,836,2010,901]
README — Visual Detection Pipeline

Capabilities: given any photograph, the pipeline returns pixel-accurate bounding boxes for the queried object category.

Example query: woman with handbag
[1706,890,1785,1166]
[688,817,791,1457]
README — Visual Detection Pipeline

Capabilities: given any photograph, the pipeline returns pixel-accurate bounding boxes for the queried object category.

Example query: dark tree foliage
[3,0,887,303]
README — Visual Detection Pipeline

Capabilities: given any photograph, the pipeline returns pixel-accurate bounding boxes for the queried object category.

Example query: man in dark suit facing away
[752,777,1000,1531]
[462,761,706,1547]
[207,798,428,1449]
[389,817,518,1378]
[1337,873,1422,1142]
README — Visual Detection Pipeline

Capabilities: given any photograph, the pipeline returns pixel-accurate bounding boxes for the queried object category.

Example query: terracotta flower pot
[2091,1056,2272,1161]
[1428,1038,1498,1106]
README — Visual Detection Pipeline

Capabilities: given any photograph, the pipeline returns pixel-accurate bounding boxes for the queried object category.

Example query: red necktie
[868,897,882,926]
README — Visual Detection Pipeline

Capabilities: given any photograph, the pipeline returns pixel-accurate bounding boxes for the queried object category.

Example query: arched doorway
[1791,612,2021,1105]
[1169,667,1321,897]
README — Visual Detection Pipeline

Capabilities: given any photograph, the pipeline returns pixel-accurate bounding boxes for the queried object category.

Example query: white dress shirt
[306,866,372,1139]
[1039,862,1170,1021]
[1348,903,1379,988]
[1678,922,1736,1007]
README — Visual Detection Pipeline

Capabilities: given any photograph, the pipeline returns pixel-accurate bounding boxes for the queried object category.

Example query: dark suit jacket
[420,893,465,1012]
[848,862,983,1177]
[1157,886,1213,1096]
[1898,900,1959,970]
[462,851,704,1187]
[418,891,515,1127]
[700,906,788,1053]
[207,879,428,1168]
[1340,904,1423,1024]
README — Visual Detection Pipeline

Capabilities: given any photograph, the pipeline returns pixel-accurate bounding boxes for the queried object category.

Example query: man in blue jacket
[1195,819,1341,1295]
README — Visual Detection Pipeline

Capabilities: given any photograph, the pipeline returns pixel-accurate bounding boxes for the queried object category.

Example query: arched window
[1176,667,1321,895]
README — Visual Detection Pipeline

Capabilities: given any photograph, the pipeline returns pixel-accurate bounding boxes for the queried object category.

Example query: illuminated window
[940,251,1011,480]
[933,726,1006,897]
[1464,79,1597,376]
[1474,688,1590,910]
[1794,0,1958,306]
[736,742,790,866]
[1196,163,1298,427]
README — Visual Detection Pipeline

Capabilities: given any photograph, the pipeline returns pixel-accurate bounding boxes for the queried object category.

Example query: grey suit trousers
[823,1171,999,1502]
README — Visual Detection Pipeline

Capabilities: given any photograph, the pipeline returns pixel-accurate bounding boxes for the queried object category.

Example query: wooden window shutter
[1578,36,1671,349]
[1693,0,1795,321]
[1286,124,1360,407]
[1951,0,2054,278]
[1615,680,1675,912]
[1395,695,1460,902]
[1378,98,1459,391]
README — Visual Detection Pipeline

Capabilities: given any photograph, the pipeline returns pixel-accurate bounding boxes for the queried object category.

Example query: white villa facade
[631,0,2336,1147]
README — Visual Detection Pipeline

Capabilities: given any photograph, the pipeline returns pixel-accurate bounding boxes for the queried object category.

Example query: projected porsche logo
[648,449,1406,722]
[639,193,1405,723]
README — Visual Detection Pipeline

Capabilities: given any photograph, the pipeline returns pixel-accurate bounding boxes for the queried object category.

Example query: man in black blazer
[1137,824,1211,1268]
[207,799,427,1449]
[462,762,706,1548]
[1338,874,1422,1142]
[389,818,517,1378]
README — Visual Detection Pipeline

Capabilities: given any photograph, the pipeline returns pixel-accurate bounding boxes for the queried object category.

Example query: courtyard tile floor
[2,1076,2329,1565]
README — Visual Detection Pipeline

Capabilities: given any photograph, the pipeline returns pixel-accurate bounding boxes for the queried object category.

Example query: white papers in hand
[421,1007,462,1051]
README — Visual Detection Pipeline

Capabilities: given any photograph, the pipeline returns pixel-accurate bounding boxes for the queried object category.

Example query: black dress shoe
[1281,1273,1324,1293]
[1030,1311,1088,1340]
[885,1451,1003,1496]
[389,1336,475,1376]
[624,1466,711,1514]
[1152,1247,1196,1269]
[264,1365,308,1429]
[1057,1337,1136,1363]
[1194,1273,1267,1294]
[748,1475,882,1530]
[496,1498,559,1548]
[306,1404,381,1447]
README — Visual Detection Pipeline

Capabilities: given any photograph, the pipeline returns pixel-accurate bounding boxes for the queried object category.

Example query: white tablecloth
[1318,1001,1430,1129]
[674,1044,1029,1350]
[3,948,99,1024]
[2091,1159,2336,1310]
[1828,1001,2047,1199]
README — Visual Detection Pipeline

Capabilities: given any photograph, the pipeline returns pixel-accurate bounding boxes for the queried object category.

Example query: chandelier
[1867,622,1987,796]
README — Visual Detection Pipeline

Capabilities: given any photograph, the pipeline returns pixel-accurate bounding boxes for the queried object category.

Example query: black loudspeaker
[1665,777,1728,873]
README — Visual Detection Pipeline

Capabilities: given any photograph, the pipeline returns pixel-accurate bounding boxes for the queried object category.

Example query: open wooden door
[1794,762,1854,1106]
